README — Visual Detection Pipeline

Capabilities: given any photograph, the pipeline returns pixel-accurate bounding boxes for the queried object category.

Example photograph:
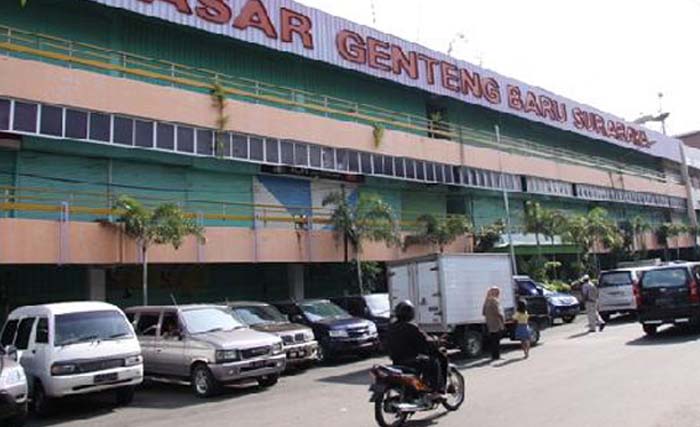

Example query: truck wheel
[643,324,658,336]
[258,374,279,388]
[601,313,611,323]
[191,364,220,398]
[115,386,136,406]
[528,323,541,346]
[32,382,52,417]
[460,330,483,358]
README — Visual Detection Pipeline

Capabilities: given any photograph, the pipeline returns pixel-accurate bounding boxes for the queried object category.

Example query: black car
[273,299,379,363]
[330,294,390,346]
[638,262,700,335]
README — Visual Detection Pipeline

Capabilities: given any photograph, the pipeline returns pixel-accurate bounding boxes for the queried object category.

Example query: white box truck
[387,253,549,358]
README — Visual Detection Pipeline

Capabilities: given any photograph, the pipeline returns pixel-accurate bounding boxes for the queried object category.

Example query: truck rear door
[388,264,413,312]
[416,260,442,325]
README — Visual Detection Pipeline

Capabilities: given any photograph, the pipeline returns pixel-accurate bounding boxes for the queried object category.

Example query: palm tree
[405,213,471,253]
[322,192,398,294]
[631,216,651,259]
[473,220,506,253]
[523,201,549,258]
[666,223,688,260]
[560,208,621,275]
[113,196,205,305]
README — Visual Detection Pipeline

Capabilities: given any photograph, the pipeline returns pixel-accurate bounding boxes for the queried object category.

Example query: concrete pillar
[87,268,106,302]
[287,264,304,301]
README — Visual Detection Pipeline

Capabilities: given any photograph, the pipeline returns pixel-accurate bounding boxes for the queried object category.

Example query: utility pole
[495,125,518,274]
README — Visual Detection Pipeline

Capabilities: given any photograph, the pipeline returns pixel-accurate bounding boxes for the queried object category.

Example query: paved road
[28,317,700,427]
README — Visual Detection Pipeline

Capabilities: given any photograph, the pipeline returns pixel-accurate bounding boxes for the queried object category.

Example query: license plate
[251,360,266,368]
[655,298,674,307]
[94,373,118,384]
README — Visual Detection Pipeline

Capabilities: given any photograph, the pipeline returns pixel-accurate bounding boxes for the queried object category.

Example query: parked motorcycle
[368,355,465,427]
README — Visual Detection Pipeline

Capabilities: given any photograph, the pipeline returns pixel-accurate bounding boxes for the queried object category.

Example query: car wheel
[643,324,658,336]
[460,330,483,358]
[258,374,279,388]
[191,364,220,398]
[562,315,576,324]
[115,385,136,406]
[317,344,332,364]
[32,382,52,417]
[8,401,28,427]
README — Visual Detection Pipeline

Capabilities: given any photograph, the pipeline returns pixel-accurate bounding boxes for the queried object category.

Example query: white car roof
[9,301,123,318]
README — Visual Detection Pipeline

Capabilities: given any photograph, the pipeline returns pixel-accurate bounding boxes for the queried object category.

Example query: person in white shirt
[581,275,605,333]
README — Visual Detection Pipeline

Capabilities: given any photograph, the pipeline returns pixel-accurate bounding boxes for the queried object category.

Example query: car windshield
[182,308,244,334]
[517,280,539,296]
[300,301,350,321]
[641,268,688,289]
[364,294,390,316]
[232,305,288,326]
[55,310,133,347]
[599,272,633,288]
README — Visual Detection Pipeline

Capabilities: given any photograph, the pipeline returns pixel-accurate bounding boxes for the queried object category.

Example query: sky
[298,0,700,136]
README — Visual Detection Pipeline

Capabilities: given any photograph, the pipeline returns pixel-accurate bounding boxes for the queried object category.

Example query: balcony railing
[0,25,674,184]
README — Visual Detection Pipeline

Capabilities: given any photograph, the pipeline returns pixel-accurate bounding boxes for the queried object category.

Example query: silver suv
[125,305,285,398]
[0,346,28,427]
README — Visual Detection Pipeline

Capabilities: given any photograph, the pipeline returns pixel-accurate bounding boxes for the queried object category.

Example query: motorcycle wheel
[374,387,409,427]
[442,367,465,411]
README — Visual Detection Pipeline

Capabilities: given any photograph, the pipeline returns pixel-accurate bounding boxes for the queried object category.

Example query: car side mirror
[290,314,304,323]
[4,345,18,362]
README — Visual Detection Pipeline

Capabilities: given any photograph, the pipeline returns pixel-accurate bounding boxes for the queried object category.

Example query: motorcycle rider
[386,300,447,394]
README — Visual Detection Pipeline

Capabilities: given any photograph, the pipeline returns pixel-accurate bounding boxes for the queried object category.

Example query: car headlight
[272,342,284,355]
[51,363,78,376]
[328,329,348,338]
[367,323,378,335]
[304,330,315,342]
[215,349,240,363]
[124,355,143,367]
[0,367,26,387]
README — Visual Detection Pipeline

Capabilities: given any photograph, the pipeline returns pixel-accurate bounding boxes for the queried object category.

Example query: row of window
[0,97,685,209]
[0,98,521,191]
[576,184,685,209]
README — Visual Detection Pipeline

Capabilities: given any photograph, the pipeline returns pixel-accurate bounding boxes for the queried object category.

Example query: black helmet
[395,300,415,322]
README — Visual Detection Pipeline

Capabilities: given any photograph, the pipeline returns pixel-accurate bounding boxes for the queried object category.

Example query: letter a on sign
[233,0,278,39]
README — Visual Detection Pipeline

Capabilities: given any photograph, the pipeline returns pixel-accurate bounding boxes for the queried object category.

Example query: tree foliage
[405,213,471,253]
[473,220,506,253]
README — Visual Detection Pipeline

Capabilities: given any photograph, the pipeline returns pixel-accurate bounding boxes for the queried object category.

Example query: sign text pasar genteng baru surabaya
[90,0,681,162]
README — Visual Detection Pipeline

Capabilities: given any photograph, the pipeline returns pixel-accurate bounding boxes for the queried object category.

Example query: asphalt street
[27,317,700,427]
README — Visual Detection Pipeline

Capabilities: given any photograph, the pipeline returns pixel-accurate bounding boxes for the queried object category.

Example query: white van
[0,302,143,415]
[598,267,654,321]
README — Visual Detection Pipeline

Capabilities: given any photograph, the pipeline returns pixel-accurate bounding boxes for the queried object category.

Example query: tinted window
[36,317,49,344]
[266,138,279,163]
[156,123,175,150]
[231,305,287,326]
[0,99,9,130]
[361,153,373,174]
[136,313,159,337]
[89,112,111,142]
[281,141,294,165]
[300,301,350,321]
[426,163,435,181]
[13,102,38,132]
[135,120,154,148]
[336,149,348,171]
[197,129,213,155]
[435,164,444,182]
[599,272,633,288]
[322,147,334,169]
[177,127,195,153]
[348,151,359,172]
[309,145,321,168]
[405,159,416,179]
[382,156,394,176]
[218,133,232,157]
[55,310,133,346]
[452,166,462,184]
[65,109,88,139]
[1,319,18,347]
[444,165,453,183]
[416,161,426,180]
[113,116,134,146]
[294,143,308,166]
[160,312,181,338]
[373,155,383,174]
[249,137,264,161]
[15,317,36,350]
[40,105,63,136]
[641,268,689,289]
[232,134,248,159]
[394,158,405,177]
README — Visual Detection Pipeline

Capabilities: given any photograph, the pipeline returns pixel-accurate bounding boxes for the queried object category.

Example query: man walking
[581,275,605,332]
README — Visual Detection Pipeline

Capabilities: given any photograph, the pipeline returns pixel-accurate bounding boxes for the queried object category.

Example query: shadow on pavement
[568,331,595,339]
[27,380,267,427]
[626,325,700,346]
[492,357,525,368]
[317,367,372,386]
[405,411,449,426]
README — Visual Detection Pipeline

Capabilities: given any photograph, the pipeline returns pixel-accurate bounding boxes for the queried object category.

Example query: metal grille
[77,358,125,373]
[347,327,368,338]
[294,333,306,342]
[281,335,295,345]
[241,346,271,359]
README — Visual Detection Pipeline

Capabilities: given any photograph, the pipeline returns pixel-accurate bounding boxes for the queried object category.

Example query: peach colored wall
[0,56,686,199]
[0,218,471,265]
